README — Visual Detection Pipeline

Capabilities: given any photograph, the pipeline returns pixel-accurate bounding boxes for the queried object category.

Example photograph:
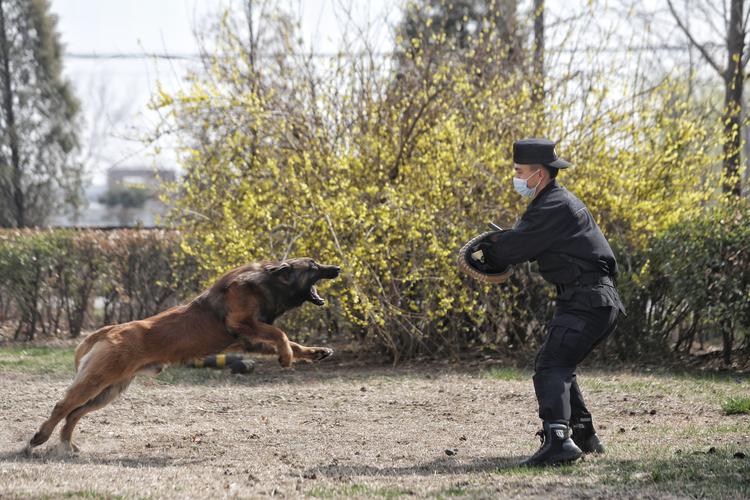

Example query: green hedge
[613,200,750,363]
[0,229,201,340]
[1,208,747,367]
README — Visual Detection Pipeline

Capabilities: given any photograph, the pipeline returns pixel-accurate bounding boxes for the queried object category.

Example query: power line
[66,43,724,61]
[68,52,200,61]
[66,51,391,60]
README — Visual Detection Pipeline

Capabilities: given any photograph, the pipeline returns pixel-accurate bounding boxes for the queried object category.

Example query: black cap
[512,138,572,169]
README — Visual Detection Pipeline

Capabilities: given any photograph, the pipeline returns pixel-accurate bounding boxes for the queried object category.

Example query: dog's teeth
[310,285,325,304]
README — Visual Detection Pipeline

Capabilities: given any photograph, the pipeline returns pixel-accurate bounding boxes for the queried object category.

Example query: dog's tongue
[309,285,325,305]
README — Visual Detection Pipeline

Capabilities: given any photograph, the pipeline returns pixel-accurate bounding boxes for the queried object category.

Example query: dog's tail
[74,325,116,371]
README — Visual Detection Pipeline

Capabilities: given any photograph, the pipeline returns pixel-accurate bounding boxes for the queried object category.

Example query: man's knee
[533,366,575,402]
[533,366,575,421]
[533,366,574,384]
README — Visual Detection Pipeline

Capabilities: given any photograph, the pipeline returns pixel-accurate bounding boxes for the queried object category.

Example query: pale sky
[48,0,715,186]
[51,0,401,185]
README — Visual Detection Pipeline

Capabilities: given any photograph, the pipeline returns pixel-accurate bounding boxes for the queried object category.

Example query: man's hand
[471,240,493,259]
[470,231,505,265]
[457,231,513,284]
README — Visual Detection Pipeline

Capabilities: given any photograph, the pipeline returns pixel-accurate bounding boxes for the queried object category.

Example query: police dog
[25,258,340,455]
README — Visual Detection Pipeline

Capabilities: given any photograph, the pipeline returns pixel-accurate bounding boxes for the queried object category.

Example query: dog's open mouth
[309,285,325,305]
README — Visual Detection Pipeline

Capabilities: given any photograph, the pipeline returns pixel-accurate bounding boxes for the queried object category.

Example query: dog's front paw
[309,347,333,361]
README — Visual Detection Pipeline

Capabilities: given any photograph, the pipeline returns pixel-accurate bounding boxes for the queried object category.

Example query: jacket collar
[529,179,559,208]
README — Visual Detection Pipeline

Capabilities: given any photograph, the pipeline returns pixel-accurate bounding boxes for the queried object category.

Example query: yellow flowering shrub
[154,11,722,361]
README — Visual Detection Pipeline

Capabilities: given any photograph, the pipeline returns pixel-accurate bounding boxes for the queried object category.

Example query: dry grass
[0,346,748,499]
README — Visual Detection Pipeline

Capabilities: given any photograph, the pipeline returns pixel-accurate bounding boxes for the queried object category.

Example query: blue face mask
[513,170,542,198]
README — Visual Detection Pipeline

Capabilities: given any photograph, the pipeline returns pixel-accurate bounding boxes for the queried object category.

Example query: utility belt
[555,274,614,296]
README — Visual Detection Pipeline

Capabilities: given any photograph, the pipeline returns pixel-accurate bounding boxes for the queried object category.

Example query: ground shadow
[303,451,749,497]
[586,453,750,497]
[304,455,528,478]
[0,448,206,468]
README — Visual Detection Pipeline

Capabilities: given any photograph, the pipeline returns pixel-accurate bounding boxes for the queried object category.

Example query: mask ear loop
[529,169,543,195]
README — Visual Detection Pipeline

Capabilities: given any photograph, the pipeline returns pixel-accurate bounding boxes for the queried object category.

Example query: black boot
[520,421,582,467]
[571,416,605,454]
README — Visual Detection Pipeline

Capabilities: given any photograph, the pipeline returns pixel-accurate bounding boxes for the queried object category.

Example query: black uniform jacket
[484,180,625,313]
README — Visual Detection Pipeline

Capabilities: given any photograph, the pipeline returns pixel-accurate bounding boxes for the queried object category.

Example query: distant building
[107,167,176,191]
[48,166,177,228]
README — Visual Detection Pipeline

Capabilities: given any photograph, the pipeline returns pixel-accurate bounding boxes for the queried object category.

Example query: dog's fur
[25,258,340,454]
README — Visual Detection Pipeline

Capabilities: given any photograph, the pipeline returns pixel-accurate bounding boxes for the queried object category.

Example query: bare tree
[667,0,747,196]
[0,0,83,227]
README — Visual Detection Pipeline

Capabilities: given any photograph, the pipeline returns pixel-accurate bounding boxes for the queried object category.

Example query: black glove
[470,233,503,266]
[457,229,513,284]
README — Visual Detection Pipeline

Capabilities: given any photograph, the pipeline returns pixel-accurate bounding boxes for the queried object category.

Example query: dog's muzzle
[308,265,341,305]
[320,265,341,279]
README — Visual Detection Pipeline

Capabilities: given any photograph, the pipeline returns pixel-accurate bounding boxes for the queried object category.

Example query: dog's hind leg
[58,377,133,453]
[26,344,128,453]
[26,377,111,453]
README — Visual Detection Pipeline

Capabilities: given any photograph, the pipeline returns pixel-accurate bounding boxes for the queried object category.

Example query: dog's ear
[269,262,292,276]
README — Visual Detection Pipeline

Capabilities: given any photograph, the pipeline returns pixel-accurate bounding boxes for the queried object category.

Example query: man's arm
[480,204,569,269]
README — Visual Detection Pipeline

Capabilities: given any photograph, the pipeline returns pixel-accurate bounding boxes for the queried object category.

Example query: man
[474,138,625,466]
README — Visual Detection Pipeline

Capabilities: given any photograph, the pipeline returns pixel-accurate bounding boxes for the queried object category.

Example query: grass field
[0,345,748,499]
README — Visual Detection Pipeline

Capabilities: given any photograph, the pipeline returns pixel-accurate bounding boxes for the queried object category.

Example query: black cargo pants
[533,303,619,422]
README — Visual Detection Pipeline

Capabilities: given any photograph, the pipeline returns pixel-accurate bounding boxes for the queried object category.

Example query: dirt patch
[0,350,748,499]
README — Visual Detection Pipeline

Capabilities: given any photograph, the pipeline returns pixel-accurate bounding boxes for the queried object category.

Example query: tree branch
[742,1,750,68]
[667,0,724,78]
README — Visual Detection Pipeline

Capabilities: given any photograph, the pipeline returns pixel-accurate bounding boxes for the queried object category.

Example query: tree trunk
[0,0,25,227]
[532,0,544,104]
[669,0,746,196]
[723,0,744,196]
[722,322,733,366]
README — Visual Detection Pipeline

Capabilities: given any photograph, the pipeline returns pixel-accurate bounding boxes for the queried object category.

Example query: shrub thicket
[0,229,200,340]
[626,201,750,363]
[152,6,743,362]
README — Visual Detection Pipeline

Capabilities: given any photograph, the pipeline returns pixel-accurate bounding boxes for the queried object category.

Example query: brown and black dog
[25,258,340,455]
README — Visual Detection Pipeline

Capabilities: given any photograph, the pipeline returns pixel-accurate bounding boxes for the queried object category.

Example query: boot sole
[547,450,583,466]
[578,436,605,454]
[520,450,582,467]
[580,447,605,454]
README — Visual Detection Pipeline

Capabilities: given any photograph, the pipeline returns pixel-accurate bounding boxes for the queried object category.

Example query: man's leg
[568,307,619,453]
[521,306,616,466]
[533,366,576,422]
[521,315,585,466]
[569,374,604,453]
[569,375,590,418]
